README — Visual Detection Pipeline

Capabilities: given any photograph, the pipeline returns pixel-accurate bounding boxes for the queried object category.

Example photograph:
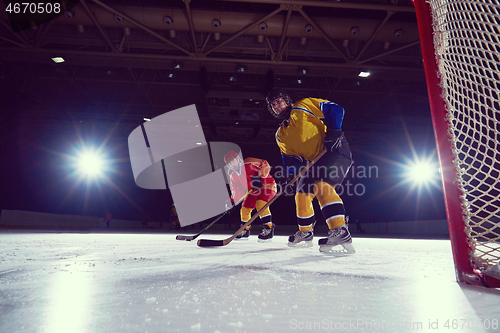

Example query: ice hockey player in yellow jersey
[266,89,355,254]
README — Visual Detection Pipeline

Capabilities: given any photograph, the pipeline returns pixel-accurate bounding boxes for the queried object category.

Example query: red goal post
[413,0,500,287]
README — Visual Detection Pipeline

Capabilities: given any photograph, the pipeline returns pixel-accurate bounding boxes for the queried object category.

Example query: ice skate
[235,224,251,240]
[484,262,500,279]
[318,225,355,255]
[287,229,314,247]
[258,223,275,243]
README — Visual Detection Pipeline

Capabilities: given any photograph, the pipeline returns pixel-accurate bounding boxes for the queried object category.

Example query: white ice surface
[1,231,499,333]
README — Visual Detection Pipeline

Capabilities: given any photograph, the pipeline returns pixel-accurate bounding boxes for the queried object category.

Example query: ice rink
[1,230,499,333]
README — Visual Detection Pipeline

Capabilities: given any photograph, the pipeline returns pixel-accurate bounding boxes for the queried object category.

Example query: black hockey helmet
[266,89,293,120]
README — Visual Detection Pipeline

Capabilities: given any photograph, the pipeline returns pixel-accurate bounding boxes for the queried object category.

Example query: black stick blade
[197,239,224,247]
[176,235,194,241]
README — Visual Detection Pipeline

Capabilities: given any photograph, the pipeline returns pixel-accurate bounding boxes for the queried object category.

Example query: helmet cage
[224,150,239,164]
[266,89,293,119]
[224,151,242,171]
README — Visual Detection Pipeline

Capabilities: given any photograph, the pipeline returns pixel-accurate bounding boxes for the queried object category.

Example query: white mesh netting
[429,0,500,270]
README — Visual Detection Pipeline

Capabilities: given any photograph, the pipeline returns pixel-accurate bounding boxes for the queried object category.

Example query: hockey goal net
[413,0,500,287]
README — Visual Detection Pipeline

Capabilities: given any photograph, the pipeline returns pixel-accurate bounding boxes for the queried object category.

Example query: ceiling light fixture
[358,71,371,78]
[236,64,247,73]
[394,29,403,38]
[163,16,173,26]
[212,19,221,29]
[51,57,65,63]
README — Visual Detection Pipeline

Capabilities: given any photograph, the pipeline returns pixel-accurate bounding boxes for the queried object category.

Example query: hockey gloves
[324,130,344,153]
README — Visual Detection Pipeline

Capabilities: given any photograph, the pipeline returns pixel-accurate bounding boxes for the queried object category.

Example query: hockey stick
[175,210,230,241]
[175,189,253,241]
[197,149,327,247]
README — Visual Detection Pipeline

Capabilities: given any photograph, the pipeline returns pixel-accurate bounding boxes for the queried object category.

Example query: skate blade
[257,238,273,243]
[235,238,249,241]
[319,242,355,255]
[287,240,313,248]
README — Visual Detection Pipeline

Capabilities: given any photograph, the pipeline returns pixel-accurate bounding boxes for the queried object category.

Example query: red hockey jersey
[229,157,276,202]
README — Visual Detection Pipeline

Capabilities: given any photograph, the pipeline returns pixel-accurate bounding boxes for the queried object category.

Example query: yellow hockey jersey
[275,97,345,162]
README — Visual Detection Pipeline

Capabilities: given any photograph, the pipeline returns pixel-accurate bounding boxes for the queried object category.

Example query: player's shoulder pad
[244,157,262,164]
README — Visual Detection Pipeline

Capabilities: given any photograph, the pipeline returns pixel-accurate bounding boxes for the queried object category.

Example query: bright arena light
[76,151,104,177]
[68,146,109,181]
[401,155,440,188]
[408,161,436,183]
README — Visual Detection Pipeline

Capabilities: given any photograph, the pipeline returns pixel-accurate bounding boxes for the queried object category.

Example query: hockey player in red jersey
[266,89,355,254]
[224,151,277,242]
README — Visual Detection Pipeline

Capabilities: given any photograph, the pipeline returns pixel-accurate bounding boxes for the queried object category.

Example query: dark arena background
[1,1,499,332]
[0,0,445,228]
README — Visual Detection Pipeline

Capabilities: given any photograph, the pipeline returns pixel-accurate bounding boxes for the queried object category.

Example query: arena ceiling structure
[0,0,430,146]
[0,0,442,221]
